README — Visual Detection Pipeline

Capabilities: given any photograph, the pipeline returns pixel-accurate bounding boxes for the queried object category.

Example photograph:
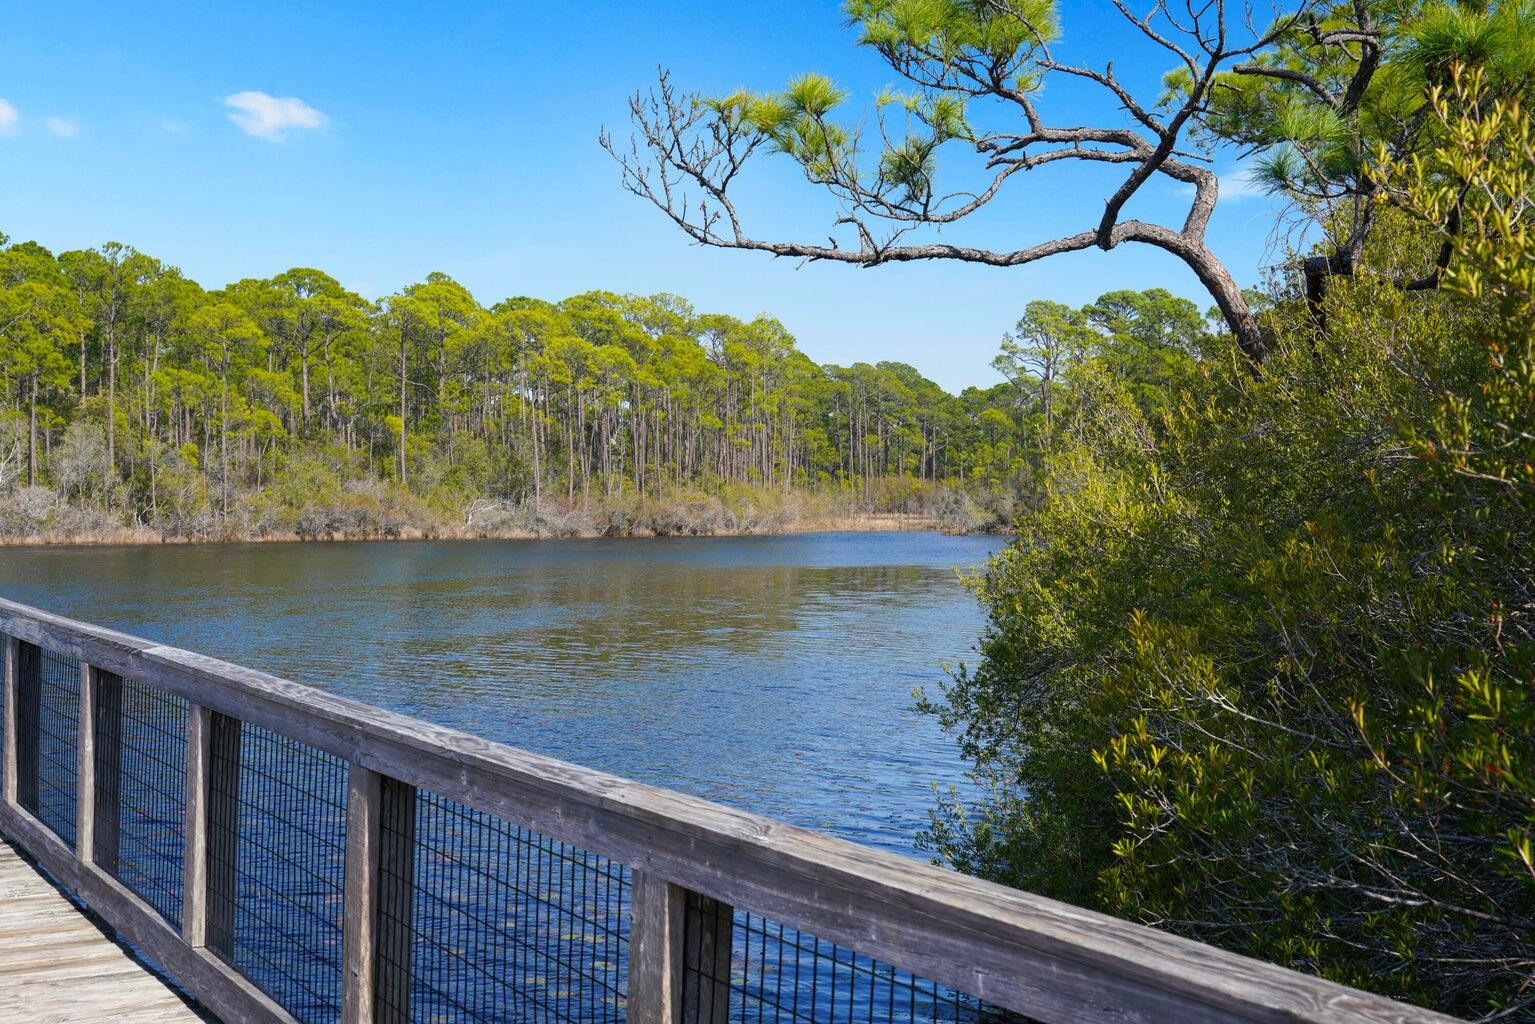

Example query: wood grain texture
[0,801,296,1024]
[0,597,1464,1024]
[182,702,211,948]
[75,663,96,863]
[3,634,17,804]
[342,764,382,1024]
[0,853,207,1024]
[373,775,417,1024]
[629,870,687,1024]
[682,891,734,1024]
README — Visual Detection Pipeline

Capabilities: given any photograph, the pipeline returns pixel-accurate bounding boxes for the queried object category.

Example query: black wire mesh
[684,910,1015,1024]
[208,719,348,1024]
[29,645,81,848]
[96,674,188,928]
[376,786,631,1024]
[0,632,1017,1024]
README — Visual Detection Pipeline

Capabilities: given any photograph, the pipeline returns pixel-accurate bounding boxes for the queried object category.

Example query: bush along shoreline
[0,469,1016,545]
[918,80,1535,1018]
[0,244,1045,544]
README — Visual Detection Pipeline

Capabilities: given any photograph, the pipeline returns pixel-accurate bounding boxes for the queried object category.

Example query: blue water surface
[0,531,1003,856]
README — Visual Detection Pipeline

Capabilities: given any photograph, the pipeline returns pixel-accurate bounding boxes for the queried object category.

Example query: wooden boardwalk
[0,836,209,1024]
[0,600,1460,1024]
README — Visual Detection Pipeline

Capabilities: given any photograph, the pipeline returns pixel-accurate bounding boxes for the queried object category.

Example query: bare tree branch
[599,0,1336,364]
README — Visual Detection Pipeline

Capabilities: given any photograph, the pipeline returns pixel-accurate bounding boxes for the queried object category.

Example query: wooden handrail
[0,598,1459,1024]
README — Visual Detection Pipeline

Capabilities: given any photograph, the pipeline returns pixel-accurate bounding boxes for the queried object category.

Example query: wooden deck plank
[0,837,211,1023]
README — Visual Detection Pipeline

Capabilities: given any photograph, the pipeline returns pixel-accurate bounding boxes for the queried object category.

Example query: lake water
[0,531,1003,858]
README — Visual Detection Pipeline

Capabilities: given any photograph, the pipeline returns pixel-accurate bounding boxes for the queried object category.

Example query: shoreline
[0,512,1002,548]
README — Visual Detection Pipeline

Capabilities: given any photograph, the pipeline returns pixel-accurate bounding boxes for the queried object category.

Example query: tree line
[4,235,1215,537]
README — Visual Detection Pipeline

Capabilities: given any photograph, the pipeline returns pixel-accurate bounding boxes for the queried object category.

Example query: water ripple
[0,532,1003,857]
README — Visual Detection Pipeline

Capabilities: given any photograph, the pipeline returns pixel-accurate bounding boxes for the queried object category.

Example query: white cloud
[45,117,79,138]
[1216,165,1266,201]
[224,90,327,142]
[0,99,17,136]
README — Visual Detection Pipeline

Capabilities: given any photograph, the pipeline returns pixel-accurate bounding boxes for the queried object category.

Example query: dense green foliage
[921,79,1534,1017]
[0,242,1080,538]
[613,0,1535,1009]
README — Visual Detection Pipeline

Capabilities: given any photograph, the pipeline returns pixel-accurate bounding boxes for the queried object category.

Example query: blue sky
[0,2,1281,392]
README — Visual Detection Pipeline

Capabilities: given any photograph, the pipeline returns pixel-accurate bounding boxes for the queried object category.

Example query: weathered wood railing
[0,598,1458,1024]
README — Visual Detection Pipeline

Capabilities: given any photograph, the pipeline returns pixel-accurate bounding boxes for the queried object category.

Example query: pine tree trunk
[398,333,408,485]
[107,328,116,470]
[221,380,230,517]
[28,373,38,487]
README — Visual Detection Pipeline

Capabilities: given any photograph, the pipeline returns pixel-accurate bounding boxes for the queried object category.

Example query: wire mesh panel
[96,674,188,927]
[376,786,631,1024]
[23,645,82,848]
[684,910,1014,1024]
[208,718,349,1024]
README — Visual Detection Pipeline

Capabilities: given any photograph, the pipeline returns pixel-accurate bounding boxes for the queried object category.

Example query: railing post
[343,764,382,1024]
[11,639,40,813]
[92,670,123,870]
[204,710,242,958]
[343,766,417,1024]
[78,665,123,867]
[631,874,733,1024]
[629,871,687,1024]
[76,663,97,861]
[681,891,734,1024]
[375,775,417,1024]
[2,634,17,805]
[182,703,211,947]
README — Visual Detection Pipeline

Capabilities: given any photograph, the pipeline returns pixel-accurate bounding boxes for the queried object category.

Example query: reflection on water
[0,532,1002,856]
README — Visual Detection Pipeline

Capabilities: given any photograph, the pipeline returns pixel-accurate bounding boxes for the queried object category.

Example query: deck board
[0,836,211,1023]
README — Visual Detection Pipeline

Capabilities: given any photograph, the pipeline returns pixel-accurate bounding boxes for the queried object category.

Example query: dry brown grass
[0,511,960,547]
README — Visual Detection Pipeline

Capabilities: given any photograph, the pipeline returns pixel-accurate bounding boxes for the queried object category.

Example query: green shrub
[922,84,1535,1016]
